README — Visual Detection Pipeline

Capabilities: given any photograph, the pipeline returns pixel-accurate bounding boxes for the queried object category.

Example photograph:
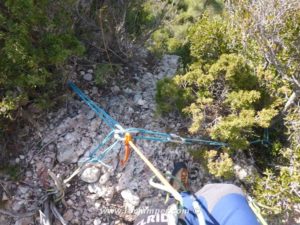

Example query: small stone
[83,73,93,81]
[45,157,52,163]
[99,172,110,185]
[48,144,55,151]
[2,192,8,201]
[91,87,98,95]
[56,143,78,164]
[15,158,20,164]
[81,166,101,183]
[63,209,74,221]
[15,218,32,225]
[80,71,85,75]
[64,132,78,143]
[111,86,120,94]
[87,69,94,74]
[137,99,146,106]
[67,199,74,206]
[93,218,101,225]
[234,165,248,180]
[18,186,29,194]
[87,110,96,120]
[19,155,25,160]
[121,189,140,207]
[12,200,25,211]
[134,94,142,103]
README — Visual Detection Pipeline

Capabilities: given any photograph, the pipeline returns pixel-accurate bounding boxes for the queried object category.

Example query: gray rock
[121,189,140,207]
[12,200,25,212]
[91,86,98,95]
[87,69,94,74]
[57,143,78,163]
[87,110,96,120]
[64,132,79,144]
[111,86,120,94]
[15,218,32,225]
[88,183,115,201]
[63,209,74,221]
[134,93,142,103]
[81,166,101,183]
[84,73,93,81]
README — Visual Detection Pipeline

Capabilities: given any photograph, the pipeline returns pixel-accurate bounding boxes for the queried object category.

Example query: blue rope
[68,82,270,163]
[68,82,119,129]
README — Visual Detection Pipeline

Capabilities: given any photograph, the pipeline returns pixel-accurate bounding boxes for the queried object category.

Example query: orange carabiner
[120,133,132,166]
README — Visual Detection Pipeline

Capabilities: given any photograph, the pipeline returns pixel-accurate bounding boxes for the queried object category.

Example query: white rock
[137,99,147,106]
[134,94,142,103]
[121,189,140,207]
[234,165,248,180]
[81,166,101,183]
[88,183,115,201]
[99,172,110,185]
[94,218,102,225]
[83,73,93,81]
[87,69,94,74]
[64,132,78,143]
[80,71,85,75]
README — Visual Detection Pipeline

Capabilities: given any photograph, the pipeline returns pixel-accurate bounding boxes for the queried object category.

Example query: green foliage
[157,14,284,149]
[0,0,84,130]
[125,1,156,38]
[188,15,235,66]
[205,150,234,179]
[148,1,224,66]
[155,78,194,115]
[94,63,120,87]
[253,148,300,216]
[154,1,299,223]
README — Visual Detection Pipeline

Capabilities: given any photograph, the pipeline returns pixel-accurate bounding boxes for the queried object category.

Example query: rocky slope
[0,54,253,225]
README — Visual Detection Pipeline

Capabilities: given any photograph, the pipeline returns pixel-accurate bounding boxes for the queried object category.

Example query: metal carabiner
[120,133,132,166]
[168,133,186,144]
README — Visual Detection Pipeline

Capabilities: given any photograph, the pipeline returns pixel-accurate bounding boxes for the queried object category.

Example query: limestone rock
[81,166,101,183]
[56,143,78,163]
[121,189,140,207]
[83,73,93,81]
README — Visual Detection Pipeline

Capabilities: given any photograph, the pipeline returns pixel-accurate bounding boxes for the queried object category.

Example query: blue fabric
[181,192,260,225]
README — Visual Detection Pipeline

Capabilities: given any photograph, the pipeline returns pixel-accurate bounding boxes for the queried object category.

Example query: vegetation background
[0,0,299,224]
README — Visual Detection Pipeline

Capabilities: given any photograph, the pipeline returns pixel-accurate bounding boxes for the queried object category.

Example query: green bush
[155,78,194,115]
[156,14,286,149]
[0,0,84,130]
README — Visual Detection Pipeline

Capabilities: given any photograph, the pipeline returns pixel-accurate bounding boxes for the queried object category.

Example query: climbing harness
[68,82,270,225]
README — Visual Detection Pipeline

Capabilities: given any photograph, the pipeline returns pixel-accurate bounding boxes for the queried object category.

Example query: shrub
[0,0,84,131]
[205,150,234,179]
[155,78,194,115]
